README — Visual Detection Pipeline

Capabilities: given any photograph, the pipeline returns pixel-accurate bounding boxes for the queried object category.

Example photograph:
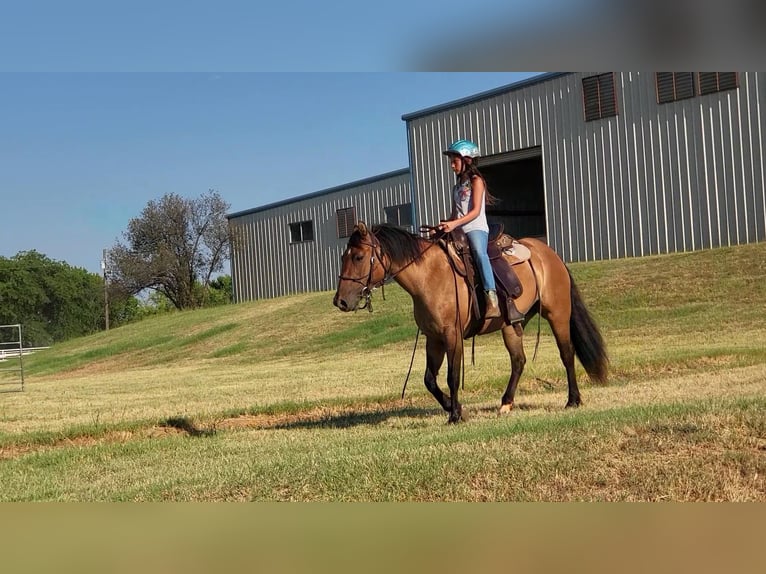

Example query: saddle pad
[503,241,531,265]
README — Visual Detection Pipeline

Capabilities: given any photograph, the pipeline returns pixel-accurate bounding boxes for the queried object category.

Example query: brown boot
[485,290,501,319]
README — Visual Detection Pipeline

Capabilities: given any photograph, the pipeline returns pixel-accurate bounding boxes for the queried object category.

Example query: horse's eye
[353,254,364,263]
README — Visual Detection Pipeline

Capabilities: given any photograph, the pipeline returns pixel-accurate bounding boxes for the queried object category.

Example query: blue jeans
[466,230,496,291]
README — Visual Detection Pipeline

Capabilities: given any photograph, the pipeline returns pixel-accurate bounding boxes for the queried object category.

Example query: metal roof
[226,167,410,220]
[400,72,570,121]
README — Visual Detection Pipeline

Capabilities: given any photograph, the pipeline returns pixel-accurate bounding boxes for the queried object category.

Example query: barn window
[582,73,617,122]
[336,207,357,238]
[289,220,314,243]
[384,203,413,228]
[698,72,738,96]
[656,72,695,104]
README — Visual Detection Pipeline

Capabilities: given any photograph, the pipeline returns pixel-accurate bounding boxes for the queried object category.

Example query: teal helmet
[443,139,480,159]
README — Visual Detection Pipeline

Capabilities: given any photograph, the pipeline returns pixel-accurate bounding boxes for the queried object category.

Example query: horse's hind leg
[424,337,451,413]
[548,315,581,408]
[499,324,526,413]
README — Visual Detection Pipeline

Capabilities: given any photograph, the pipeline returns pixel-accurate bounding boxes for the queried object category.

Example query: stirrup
[506,301,525,324]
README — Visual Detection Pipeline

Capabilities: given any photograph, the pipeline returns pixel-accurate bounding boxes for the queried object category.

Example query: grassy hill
[1,240,764,501]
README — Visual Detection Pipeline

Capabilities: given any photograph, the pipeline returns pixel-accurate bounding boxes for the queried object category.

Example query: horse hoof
[565,400,582,409]
[499,403,514,414]
[447,409,463,424]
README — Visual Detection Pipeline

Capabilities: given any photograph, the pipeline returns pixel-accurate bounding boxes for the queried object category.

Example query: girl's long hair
[459,157,499,206]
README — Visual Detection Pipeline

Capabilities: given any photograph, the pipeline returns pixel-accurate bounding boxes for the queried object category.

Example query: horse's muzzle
[333,292,354,312]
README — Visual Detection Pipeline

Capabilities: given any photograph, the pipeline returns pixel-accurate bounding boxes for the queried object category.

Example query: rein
[337,225,466,399]
[401,226,467,398]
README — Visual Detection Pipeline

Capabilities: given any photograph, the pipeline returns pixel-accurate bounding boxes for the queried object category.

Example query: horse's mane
[351,224,425,264]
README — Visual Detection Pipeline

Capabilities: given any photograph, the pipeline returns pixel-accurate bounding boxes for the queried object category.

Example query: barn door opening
[479,146,546,240]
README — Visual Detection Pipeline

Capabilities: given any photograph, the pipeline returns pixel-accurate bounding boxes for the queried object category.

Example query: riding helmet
[443,139,480,159]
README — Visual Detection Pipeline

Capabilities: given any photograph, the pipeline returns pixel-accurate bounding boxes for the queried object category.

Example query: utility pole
[101,249,110,331]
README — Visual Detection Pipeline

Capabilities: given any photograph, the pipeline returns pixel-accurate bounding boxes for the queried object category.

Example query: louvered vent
[698,72,738,95]
[656,72,695,104]
[336,206,357,238]
[582,73,617,122]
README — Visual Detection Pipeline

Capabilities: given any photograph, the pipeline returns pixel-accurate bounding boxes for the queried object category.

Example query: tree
[206,274,233,306]
[108,189,231,310]
[0,251,104,346]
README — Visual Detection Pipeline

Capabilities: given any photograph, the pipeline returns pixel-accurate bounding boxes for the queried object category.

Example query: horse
[333,222,608,424]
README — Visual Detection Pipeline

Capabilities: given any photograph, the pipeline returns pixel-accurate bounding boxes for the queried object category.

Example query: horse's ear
[356,221,368,237]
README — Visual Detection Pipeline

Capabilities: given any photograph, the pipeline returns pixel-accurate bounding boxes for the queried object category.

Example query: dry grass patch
[1,241,764,501]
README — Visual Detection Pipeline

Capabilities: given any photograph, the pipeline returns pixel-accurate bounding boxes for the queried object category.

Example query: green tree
[108,189,231,310]
[0,251,104,346]
[107,283,148,325]
[205,275,233,306]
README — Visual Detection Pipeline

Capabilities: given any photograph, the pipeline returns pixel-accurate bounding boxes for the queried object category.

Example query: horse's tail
[568,269,608,383]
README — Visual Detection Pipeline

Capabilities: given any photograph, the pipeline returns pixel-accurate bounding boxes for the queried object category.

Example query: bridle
[337,226,442,312]
[337,232,389,312]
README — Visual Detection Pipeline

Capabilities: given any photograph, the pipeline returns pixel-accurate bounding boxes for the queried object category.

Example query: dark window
[582,73,617,122]
[656,72,695,104]
[698,72,738,96]
[289,220,314,243]
[384,203,413,228]
[336,207,357,238]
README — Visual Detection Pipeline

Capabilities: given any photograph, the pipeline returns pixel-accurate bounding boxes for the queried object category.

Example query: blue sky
[4,0,754,276]
[0,0,539,72]
[1,73,542,273]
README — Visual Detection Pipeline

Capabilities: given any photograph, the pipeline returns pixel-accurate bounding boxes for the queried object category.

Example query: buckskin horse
[333,222,608,424]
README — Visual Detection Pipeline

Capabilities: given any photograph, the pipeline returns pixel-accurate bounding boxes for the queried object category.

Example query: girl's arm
[439,176,485,233]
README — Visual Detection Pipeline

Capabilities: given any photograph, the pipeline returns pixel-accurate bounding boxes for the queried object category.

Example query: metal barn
[227,169,411,302]
[405,71,766,263]
[229,71,765,301]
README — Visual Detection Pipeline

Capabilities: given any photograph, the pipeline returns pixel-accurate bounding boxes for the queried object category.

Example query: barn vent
[656,72,695,104]
[582,73,617,122]
[336,206,357,238]
[698,72,738,96]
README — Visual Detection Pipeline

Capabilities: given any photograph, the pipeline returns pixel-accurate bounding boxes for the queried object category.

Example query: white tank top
[452,176,488,233]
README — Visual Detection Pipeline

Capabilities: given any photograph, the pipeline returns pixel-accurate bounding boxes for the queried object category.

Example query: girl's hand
[438,220,456,233]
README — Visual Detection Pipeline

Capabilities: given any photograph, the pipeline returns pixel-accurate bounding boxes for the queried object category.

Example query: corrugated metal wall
[228,169,411,302]
[230,72,766,301]
[405,72,766,263]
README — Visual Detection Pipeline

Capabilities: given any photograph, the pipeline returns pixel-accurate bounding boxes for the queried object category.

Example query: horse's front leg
[424,337,451,412]
[445,335,464,424]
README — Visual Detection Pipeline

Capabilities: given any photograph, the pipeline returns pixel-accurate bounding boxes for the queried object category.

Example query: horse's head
[333,222,387,312]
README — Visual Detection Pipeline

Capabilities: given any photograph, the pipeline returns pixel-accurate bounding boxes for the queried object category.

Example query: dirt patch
[0,398,430,460]
[0,425,187,461]
[217,404,383,430]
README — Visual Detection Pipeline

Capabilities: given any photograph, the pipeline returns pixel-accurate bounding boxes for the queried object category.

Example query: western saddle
[425,223,530,329]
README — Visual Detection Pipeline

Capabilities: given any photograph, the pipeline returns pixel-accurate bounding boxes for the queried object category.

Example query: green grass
[1,395,762,501]
[1,240,765,501]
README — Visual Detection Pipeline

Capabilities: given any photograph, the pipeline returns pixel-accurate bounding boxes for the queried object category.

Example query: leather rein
[337,225,467,399]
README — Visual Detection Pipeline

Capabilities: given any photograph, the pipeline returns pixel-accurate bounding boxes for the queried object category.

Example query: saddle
[432,223,530,326]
